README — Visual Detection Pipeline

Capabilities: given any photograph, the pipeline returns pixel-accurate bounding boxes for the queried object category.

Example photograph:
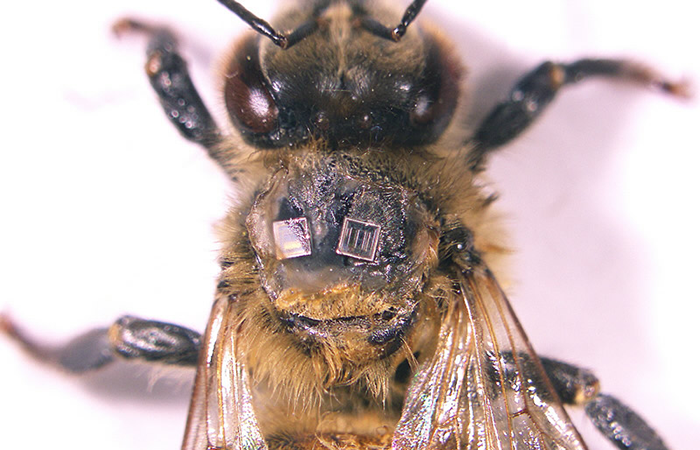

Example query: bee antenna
[218,0,327,50]
[392,0,429,40]
[220,1,428,48]
[358,0,428,42]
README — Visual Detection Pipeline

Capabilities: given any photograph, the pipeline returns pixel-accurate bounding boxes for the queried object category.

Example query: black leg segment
[467,58,689,170]
[2,313,114,373]
[541,357,670,450]
[109,315,201,367]
[586,394,669,450]
[114,19,222,153]
[1,313,201,373]
[540,356,600,405]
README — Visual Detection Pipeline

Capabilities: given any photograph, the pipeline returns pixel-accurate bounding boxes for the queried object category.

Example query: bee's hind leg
[1,313,200,373]
[540,357,669,450]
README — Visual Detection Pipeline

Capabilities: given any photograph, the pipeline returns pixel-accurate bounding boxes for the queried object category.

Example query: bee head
[222,1,462,149]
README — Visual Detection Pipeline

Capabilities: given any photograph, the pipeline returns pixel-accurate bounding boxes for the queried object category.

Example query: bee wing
[392,265,587,449]
[181,296,268,450]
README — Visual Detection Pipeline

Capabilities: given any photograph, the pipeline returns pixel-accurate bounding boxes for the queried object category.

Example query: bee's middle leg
[541,357,669,450]
[1,314,201,373]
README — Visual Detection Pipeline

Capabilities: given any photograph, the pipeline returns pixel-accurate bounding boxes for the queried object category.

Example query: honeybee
[1,0,699,449]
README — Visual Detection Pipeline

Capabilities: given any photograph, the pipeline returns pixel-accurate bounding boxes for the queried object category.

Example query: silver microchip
[272,217,312,260]
[336,218,381,262]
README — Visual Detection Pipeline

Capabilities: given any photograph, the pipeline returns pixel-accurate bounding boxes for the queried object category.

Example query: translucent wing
[392,264,587,449]
[181,296,268,450]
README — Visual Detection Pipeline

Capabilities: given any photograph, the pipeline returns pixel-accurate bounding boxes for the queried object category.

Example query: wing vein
[464,273,513,449]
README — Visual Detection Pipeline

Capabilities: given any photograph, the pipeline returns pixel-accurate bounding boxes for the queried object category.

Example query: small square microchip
[336,218,381,262]
[272,217,312,260]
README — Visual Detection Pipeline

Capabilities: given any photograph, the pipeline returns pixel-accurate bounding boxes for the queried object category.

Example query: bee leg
[112,19,223,154]
[1,313,200,373]
[467,59,689,170]
[106,315,201,367]
[540,357,669,450]
[540,356,601,405]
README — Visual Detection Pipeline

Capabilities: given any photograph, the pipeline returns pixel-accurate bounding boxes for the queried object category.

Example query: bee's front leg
[541,357,669,450]
[1,313,201,373]
[112,19,224,160]
[467,58,688,170]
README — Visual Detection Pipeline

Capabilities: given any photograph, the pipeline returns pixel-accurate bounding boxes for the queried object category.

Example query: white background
[0,0,698,448]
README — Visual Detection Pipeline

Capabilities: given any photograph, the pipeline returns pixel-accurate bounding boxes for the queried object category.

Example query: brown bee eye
[224,37,279,134]
[410,93,435,125]
[408,35,462,135]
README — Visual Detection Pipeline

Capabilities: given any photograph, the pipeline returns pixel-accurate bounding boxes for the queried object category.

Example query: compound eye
[224,37,279,134]
[410,92,436,125]
[336,218,381,262]
[406,35,462,141]
[272,217,312,260]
